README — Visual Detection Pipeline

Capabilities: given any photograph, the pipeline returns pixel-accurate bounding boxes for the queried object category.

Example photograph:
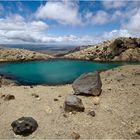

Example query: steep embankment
[64,37,140,61]
[0,48,53,62]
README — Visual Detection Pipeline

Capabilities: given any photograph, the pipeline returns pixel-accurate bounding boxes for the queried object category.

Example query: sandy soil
[0,65,140,139]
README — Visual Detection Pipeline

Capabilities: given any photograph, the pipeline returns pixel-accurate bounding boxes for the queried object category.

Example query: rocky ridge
[0,48,53,62]
[64,37,140,61]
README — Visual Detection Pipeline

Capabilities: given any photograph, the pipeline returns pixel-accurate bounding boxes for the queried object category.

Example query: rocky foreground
[0,48,53,62]
[0,65,140,139]
[64,37,140,61]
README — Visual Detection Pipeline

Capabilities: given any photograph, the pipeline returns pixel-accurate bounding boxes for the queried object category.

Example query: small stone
[37,97,41,101]
[69,112,73,115]
[59,106,63,109]
[46,106,53,114]
[64,95,85,112]
[54,98,58,101]
[30,85,33,88]
[132,83,136,86]
[11,117,38,136]
[136,128,140,135]
[3,94,15,101]
[93,96,100,105]
[1,94,5,98]
[31,93,39,98]
[63,114,68,118]
[58,95,62,97]
[71,132,80,139]
[87,110,95,117]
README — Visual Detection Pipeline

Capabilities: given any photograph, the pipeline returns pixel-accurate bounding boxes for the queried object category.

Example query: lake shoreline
[1,57,140,63]
[0,59,140,86]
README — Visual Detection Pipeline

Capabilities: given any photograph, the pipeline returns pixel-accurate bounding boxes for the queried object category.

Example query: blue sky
[0,0,140,44]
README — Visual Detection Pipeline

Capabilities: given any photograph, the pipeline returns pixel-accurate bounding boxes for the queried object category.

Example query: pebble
[87,110,95,117]
[107,88,112,90]
[93,96,100,105]
[71,132,80,139]
[136,128,140,135]
[132,83,136,86]
[46,106,53,114]
[59,106,63,109]
[37,97,41,101]
[2,94,15,101]
[63,114,68,118]
[31,93,39,98]
[30,85,33,88]
[54,98,58,101]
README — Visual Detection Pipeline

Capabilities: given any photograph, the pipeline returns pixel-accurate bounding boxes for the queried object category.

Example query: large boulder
[64,95,85,112]
[72,71,102,96]
[11,117,38,136]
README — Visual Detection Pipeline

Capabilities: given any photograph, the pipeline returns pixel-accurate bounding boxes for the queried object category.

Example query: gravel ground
[0,65,140,139]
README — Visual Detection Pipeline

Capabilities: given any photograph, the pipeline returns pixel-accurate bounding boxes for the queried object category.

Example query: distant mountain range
[0,37,140,62]
[0,44,79,56]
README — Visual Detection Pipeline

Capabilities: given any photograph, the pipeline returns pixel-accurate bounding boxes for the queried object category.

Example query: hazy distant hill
[64,37,140,61]
[0,44,78,56]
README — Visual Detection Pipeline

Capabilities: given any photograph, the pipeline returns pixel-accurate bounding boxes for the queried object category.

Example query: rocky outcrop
[0,48,53,62]
[72,71,102,96]
[64,95,85,112]
[64,37,140,61]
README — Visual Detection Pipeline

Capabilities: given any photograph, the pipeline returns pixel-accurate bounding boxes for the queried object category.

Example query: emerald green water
[0,59,138,85]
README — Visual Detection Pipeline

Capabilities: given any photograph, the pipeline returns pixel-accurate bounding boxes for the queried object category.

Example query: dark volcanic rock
[11,117,38,136]
[87,110,96,117]
[4,94,15,101]
[64,95,85,112]
[72,71,102,96]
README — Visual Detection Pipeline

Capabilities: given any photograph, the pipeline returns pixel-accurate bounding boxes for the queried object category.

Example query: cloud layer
[36,1,81,25]
[0,1,140,45]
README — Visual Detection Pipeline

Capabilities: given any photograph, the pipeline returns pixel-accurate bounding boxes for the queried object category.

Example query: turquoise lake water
[0,59,139,85]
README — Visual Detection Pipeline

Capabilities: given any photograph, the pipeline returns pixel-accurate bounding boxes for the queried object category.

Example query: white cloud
[102,29,131,40]
[0,14,136,45]
[0,7,139,45]
[35,1,81,25]
[85,10,109,25]
[122,9,140,36]
[102,1,128,9]
[92,10,109,25]
[0,14,50,43]
[0,14,48,31]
